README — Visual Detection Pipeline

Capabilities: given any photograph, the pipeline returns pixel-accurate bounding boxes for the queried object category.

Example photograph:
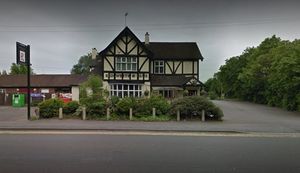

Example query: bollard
[129,108,133,120]
[177,110,180,121]
[106,107,110,120]
[82,107,86,120]
[202,110,205,122]
[152,108,156,118]
[59,107,63,120]
[35,108,40,119]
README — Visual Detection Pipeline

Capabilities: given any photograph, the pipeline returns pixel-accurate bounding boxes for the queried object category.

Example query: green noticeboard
[12,94,25,107]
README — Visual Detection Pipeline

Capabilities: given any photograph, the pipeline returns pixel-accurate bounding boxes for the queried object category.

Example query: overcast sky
[0,0,299,81]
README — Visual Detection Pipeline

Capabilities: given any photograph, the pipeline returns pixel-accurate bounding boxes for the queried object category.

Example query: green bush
[169,96,224,120]
[81,97,107,117]
[208,91,218,100]
[115,97,138,116]
[38,99,64,118]
[31,100,41,107]
[136,96,170,116]
[109,96,120,108]
[63,101,80,115]
[86,101,106,117]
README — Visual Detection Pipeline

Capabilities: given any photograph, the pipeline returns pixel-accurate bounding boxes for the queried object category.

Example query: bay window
[110,84,142,98]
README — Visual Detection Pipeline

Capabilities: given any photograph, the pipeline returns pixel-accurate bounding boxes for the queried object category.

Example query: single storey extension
[0,74,87,106]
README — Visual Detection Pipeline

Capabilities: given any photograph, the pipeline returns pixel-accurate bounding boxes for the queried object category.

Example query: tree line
[205,36,300,111]
[0,63,34,75]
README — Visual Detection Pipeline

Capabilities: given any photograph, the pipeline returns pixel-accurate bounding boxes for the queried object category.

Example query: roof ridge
[145,42,197,44]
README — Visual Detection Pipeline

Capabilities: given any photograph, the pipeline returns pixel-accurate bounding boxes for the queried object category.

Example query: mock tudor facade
[91,27,204,99]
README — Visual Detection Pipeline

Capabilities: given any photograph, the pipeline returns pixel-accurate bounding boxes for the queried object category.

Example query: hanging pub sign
[16,41,31,120]
[16,42,29,65]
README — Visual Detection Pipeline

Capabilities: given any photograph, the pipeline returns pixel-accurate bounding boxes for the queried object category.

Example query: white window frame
[110,83,142,98]
[116,57,137,71]
[154,60,164,74]
[0,89,5,93]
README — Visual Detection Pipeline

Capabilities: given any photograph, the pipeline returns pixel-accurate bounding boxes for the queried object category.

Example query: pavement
[0,100,299,133]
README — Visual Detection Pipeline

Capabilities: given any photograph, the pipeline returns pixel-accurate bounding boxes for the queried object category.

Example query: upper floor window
[154,60,164,74]
[116,57,137,71]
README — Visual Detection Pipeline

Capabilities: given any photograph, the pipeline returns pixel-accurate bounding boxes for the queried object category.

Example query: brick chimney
[92,48,97,60]
[145,32,150,45]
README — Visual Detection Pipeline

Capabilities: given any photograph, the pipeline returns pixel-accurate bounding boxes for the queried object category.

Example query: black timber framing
[97,27,204,88]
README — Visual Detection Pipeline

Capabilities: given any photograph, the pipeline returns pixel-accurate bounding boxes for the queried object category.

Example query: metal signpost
[16,42,31,120]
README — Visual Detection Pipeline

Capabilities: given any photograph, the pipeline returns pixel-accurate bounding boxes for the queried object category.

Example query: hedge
[38,99,64,118]
[169,96,224,120]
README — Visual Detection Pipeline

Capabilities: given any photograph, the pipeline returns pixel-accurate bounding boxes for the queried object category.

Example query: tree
[205,35,300,111]
[71,54,93,75]
[9,63,34,75]
[79,74,104,104]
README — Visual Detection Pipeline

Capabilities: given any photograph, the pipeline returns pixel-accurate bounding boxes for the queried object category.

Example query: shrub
[38,99,64,118]
[169,96,224,120]
[115,97,138,116]
[86,101,106,117]
[31,100,41,107]
[63,101,80,115]
[208,91,218,100]
[136,96,170,116]
[109,96,120,109]
[80,97,107,117]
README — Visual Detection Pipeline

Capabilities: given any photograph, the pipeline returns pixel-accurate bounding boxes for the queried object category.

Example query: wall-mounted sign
[31,93,43,98]
[41,89,49,94]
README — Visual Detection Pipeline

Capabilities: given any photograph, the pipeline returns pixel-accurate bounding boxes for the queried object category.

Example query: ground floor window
[110,84,142,98]
[159,90,175,98]
[188,90,198,96]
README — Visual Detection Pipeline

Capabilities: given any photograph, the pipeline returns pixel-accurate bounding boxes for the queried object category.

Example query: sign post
[16,42,31,120]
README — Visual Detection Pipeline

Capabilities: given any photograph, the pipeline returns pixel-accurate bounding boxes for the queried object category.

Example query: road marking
[0,130,300,138]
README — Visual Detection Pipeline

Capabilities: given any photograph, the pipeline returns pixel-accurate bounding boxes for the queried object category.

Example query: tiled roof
[146,42,204,60]
[0,74,87,88]
[151,75,193,87]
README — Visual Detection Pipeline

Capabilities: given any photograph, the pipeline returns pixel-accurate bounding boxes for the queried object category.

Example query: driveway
[213,100,300,132]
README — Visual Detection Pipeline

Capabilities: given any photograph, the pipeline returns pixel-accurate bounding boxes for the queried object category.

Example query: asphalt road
[0,133,300,173]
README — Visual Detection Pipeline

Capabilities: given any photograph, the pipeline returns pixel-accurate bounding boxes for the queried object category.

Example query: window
[154,61,164,74]
[110,84,142,98]
[116,57,137,71]
[159,90,174,98]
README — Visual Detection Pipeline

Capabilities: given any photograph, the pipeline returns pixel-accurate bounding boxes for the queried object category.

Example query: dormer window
[154,60,164,74]
[116,57,137,71]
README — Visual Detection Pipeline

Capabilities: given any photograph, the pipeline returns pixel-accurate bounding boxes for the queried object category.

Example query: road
[0,132,300,173]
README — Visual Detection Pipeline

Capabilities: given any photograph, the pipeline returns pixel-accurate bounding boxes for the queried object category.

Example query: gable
[100,27,153,57]
[184,77,204,86]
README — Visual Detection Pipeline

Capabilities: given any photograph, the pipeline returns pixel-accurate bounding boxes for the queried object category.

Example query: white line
[0,130,300,138]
